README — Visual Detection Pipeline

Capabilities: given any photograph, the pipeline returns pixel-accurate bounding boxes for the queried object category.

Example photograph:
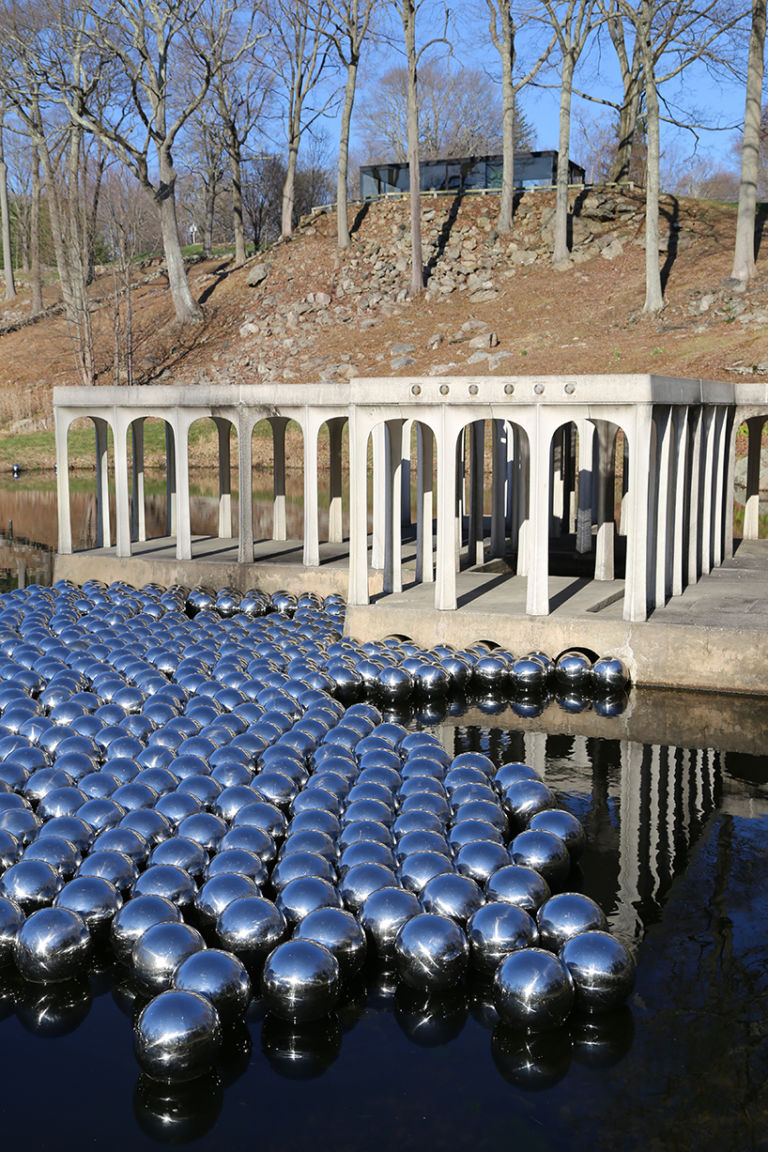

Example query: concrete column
[594,420,618,580]
[455,432,464,568]
[215,418,232,539]
[416,422,434,583]
[516,429,531,577]
[565,425,577,534]
[490,420,507,559]
[368,422,386,570]
[743,416,764,539]
[711,408,731,568]
[383,419,403,594]
[618,435,630,537]
[526,414,550,616]
[653,406,673,609]
[401,419,412,534]
[468,420,485,567]
[114,416,131,559]
[238,417,254,564]
[165,424,177,537]
[687,407,703,585]
[348,411,370,605]
[671,407,690,597]
[700,406,716,575]
[55,409,72,555]
[327,417,346,543]
[95,418,111,549]
[550,425,565,536]
[131,418,146,543]
[576,420,595,555]
[436,423,458,611]
[303,416,320,567]
[623,405,653,622]
[271,417,288,541]
[723,414,738,562]
[174,417,192,561]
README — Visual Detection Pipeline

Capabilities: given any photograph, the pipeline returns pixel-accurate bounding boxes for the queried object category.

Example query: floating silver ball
[485,864,551,914]
[0,859,62,912]
[275,877,341,927]
[509,830,571,888]
[133,864,198,910]
[339,863,397,913]
[77,849,139,892]
[420,872,484,925]
[23,835,81,879]
[502,780,556,830]
[173,948,252,1023]
[294,907,367,978]
[194,874,261,929]
[54,875,123,939]
[466,902,539,973]
[536,893,607,953]
[110,894,182,964]
[271,851,336,892]
[134,989,222,1082]
[591,656,629,694]
[560,930,636,1011]
[394,912,469,992]
[493,947,575,1032]
[394,830,451,864]
[455,840,510,887]
[149,837,208,881]
[205,848,267,886]
[0,895,24,965]
[262,939,340,1022]
[375,666,413,701]
[359,886,421,963]
[15,906,92,982]
[554,650,593,689]
[528,809,586,859]
[132,921,206,993]
[398,850,453,895]
[216,896,288,967]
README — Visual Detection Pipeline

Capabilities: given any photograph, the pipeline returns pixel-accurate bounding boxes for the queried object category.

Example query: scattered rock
[600,239,624,260]
[426,333,443,350]
[246,262,269,287]
[391,342,415,356]
[390,354,416,369]
[468,332,500,350]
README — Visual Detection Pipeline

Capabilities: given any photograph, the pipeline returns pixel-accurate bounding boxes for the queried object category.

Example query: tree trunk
[337,58,359,250]
[156,150,203,323]
[203,184,214,258]
[29,149,42,315]
[282,138,299,239]
[496,5,516,234]
[642,56,663,312]
[0,119,15,301]
[403,0,423,297]
[229,137,246,264]
[731,0,766,282]
[609,25,643,184]
[553,52,575,264]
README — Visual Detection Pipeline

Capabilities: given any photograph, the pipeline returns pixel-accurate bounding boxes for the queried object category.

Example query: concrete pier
[52,375,768,695]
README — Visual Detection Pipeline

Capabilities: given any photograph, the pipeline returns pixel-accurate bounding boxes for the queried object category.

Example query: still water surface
[0,703,765,1152]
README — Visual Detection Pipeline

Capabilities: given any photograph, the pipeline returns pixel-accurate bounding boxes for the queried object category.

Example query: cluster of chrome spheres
[0,578,634,1086]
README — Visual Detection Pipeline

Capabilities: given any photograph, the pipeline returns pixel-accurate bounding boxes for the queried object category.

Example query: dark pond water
[0,703,766,1152]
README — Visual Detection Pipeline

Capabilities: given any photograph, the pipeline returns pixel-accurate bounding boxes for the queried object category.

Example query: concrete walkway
[54,535,768,695]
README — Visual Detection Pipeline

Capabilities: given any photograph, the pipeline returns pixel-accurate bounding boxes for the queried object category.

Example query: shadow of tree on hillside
[350,201,371,236]
[754,203,768,259]
[424,192,465,285]
[660,195,680,292]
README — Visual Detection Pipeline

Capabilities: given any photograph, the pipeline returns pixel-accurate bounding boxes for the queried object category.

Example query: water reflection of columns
[523,731,547,779]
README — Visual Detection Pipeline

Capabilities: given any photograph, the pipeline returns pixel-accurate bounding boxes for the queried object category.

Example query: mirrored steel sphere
[262,939,340,1022]
[15,906,92,982]
[502,780,556,830]
[485,864,551,915]
[133,865,198,910]
[359,886,421,963]
[455,840,510,887]
[420,872,484,925]
[135,989,222,1083]
[271,851,336,892]
[554,650,593,689]
[591,656,629,694]
[493,947,575,1032]
[0,895,24,965]
[54,875,123,938]
[509,829,571,888]
[110,894,182,964]
[536,893,607,953]
[294,907,367,978]
[149,837,208,881]
[559,930,636,1012]
[0,859,62,912]
[398,850,453,895]
[216,896,288,967]
[76,849,139,892]
[194,874,261,929]
[173,948,252,1023]
[23,835,81,879]
[132,921,207,993]
[205,848,267,886]
[528,809,586,860]
[275,876,341,928]
[338,862,396,913]
[394,912,469,992]
[466,902,539,973]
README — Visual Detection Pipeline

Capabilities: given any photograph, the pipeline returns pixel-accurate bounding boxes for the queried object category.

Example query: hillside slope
[0,187,766,452]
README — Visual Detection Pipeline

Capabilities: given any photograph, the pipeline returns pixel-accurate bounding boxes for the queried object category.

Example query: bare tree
[327,0,380,249]
[0,101,15,299]
[54,0,239,324]
[731,0,766,283]
[541,0,598,264]
[183,103,229,258]
[485,0,554,233]
[267,0,335,240]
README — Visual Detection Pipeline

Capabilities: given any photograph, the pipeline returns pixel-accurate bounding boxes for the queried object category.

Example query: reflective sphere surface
[262,939,340,1022]
[173,948,252,1022]
[466,902,539,973]
[394,913,469,992]
[493,947,575,1032]
[15,906,92,982]
[559,930,636,1011]
[134,989,222,1083]
[536,892,607,952]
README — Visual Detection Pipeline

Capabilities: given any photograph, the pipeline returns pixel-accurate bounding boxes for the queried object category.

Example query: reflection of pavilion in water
[446,726,720,945]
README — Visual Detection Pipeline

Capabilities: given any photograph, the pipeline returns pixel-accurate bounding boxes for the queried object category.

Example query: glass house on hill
[360,151,586,199]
